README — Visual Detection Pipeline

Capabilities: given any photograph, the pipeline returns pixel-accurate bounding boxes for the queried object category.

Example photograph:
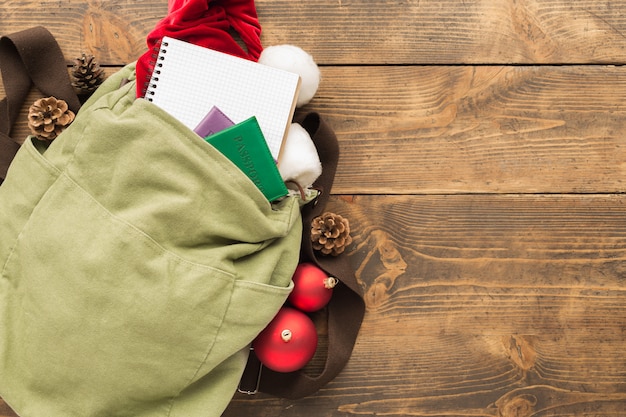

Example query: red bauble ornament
[253,307,318,373]
[288,262,338,312]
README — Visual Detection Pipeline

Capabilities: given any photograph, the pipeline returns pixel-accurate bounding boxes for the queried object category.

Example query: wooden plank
[1,0,626,65]
[3,65,626,194]
[0,0,159,65]
[313,65,626,195]
[0,401,15,417]
[3,193,626,416]
[222,193,626,416]
[259,0,626,65]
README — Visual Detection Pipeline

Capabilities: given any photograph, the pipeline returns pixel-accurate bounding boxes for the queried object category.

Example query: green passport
[204,116,288,201]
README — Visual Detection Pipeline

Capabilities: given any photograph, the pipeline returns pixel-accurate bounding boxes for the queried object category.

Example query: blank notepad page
[144,36,301,160]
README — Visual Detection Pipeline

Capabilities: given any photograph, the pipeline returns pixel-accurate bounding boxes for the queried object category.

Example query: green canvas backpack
[0,54,305,416]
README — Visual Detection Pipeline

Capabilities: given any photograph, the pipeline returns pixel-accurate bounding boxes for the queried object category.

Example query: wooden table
[2,1,626,416]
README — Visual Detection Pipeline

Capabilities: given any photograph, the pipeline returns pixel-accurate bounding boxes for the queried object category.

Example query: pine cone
[71,53,105,94]
[311,212,353,256]
[28,97,75,141]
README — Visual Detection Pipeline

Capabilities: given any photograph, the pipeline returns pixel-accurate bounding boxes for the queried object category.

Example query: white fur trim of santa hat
[278,122,322,188]
[259,44,320,107]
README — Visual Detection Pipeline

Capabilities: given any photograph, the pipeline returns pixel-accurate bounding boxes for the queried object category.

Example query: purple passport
[193,106,235,137]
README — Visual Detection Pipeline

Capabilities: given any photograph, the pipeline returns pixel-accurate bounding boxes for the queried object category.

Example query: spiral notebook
[144,36,301,161]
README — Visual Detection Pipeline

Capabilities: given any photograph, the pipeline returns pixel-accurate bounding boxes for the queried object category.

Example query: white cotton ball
[278,123,322,188]
[259,45,320,107]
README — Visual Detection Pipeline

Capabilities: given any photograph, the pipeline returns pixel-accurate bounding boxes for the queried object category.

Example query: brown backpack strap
[240,113,366,399]
[0,26,80,183]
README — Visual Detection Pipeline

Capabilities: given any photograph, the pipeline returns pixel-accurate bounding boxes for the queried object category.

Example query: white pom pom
[278,123,322,188]
[259,45,320,107]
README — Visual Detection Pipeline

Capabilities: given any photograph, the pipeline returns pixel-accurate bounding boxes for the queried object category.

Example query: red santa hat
[136,0,263,98]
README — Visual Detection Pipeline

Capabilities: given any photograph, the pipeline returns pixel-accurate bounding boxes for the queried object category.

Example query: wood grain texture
[311,65,626,194]
[2,0,626,65]
[222,194,626,416]
[4,65,626,194]
[258,0,626,65]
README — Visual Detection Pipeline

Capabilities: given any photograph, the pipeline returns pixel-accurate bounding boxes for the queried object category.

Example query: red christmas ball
[253,307,318,373]
[288,262,338,312]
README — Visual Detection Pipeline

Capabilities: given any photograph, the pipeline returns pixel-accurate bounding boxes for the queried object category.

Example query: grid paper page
[145,37,301,160]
